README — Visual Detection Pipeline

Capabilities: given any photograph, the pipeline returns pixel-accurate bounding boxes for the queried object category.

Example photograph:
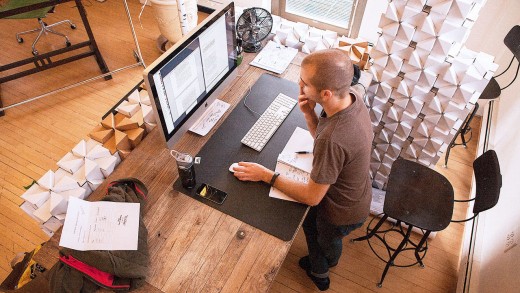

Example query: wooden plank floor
[0,0,163,280]
[0,1,479,291]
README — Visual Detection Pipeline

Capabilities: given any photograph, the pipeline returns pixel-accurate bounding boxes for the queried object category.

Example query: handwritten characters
[189,99,230,136]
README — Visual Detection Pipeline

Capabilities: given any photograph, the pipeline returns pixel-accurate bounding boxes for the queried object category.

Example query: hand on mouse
[233,162,273,183]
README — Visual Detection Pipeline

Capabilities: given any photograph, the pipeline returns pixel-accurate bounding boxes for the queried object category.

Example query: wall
[457,0,520,292]
[234,0,270,10]
[358,0,386,43]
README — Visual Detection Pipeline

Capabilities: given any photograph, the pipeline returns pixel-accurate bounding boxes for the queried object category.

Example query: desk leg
[75,0,112,80]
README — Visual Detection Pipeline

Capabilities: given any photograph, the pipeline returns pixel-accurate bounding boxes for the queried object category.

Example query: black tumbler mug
[172,151,196,189]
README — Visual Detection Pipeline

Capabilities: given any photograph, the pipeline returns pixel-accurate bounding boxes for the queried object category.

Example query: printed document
[250,41,298,74]
[59,197,140,251]
[269,127,314,202]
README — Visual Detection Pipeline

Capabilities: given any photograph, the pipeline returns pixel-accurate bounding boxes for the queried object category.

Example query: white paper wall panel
[362,0,499,189]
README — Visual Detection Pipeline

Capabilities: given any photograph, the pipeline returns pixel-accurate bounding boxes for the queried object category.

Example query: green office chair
[0,0,76,55]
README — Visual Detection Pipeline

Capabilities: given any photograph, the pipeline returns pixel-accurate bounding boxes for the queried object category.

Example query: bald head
[301,49,354,98]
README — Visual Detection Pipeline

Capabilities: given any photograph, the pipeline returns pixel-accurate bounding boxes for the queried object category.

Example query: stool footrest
[351,214,432,287]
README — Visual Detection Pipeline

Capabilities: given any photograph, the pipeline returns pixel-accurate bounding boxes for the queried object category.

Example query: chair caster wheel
[420,263,425,268]
[350,239,355,243]
[17,37,24,43]
[32,50,38,56]
[377,283,382,288]
[71,24,77,29]
[66,41,71,47]
[443,165,447,168]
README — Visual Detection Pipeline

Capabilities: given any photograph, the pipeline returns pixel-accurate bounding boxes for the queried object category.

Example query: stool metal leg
[377,225,414,287]
[351,214,388,242]
[444,102,479,167]
[460,103,479,147]
[414,230,431,267]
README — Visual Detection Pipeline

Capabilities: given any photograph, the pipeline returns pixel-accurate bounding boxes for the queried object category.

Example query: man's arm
[233,162,329,206]
[303,112,319,138]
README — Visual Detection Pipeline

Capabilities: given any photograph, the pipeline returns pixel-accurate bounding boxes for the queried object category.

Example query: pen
[295,151,312,154]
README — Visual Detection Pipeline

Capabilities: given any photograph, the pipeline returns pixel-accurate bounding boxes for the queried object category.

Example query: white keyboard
[241,93,297,152]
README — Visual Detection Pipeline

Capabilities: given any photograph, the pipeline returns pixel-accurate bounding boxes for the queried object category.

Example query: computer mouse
[229,162,239,173]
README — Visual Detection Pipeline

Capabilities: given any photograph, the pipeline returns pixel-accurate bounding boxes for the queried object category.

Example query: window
[271,0,366,37]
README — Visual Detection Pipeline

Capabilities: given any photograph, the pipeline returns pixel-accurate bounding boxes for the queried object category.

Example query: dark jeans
[302,206,365,278]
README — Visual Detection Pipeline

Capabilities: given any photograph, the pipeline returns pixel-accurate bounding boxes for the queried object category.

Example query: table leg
[75,0,111,80]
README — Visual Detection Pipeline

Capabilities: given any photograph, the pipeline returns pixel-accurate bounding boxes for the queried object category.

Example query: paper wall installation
[367,0,497,191]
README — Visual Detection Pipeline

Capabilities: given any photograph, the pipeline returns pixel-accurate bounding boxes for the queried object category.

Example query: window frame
[271,0,367,38]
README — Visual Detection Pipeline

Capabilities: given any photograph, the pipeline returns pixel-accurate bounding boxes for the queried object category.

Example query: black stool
[444,77,501,167]
[352,158,454,287]
[445,25,520,167]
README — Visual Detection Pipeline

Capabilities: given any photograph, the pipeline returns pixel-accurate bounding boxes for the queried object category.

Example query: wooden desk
[33,52,306,292]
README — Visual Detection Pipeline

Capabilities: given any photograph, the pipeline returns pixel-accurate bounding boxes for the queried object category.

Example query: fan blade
[248,9,257,24]
[242,30,252,42]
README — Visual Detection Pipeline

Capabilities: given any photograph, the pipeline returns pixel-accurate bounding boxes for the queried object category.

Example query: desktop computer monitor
[144,2,238,149]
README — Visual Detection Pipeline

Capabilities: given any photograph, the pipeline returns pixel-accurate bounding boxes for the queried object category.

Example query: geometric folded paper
[89,112,145,159]
[301,35,332,54]
[57,139,121,190]
[118,88,157,133]
[20,170,90,223]
[337,37,372,70]
[364,0,498,189]
[124,89,156,131]
[72,138,121,178]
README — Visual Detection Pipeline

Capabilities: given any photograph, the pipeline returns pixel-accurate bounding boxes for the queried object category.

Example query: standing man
[233,49,372,291]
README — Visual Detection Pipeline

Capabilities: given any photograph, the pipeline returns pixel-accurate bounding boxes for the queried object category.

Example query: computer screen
[144,2,237,149]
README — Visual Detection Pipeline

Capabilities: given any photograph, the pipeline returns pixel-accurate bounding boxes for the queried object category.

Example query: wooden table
[33,52,307,292]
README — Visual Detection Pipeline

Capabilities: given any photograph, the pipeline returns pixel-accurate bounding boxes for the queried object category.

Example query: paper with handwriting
[59,197,140,251]
[189,99,230,136]
[269,127,314,202]
[250,40,298,74]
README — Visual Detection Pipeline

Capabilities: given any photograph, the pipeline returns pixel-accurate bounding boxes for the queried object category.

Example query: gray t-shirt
[310,87,372,225]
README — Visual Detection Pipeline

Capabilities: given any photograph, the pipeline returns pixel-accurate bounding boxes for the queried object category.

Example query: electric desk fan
[236,7,273,53]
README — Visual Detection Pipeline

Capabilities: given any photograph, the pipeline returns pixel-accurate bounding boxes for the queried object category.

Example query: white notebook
[269,127,314,202]
[250,41,299,74]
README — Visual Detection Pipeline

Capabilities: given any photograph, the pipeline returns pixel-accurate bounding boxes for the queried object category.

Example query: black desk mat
[174,73,308,241]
